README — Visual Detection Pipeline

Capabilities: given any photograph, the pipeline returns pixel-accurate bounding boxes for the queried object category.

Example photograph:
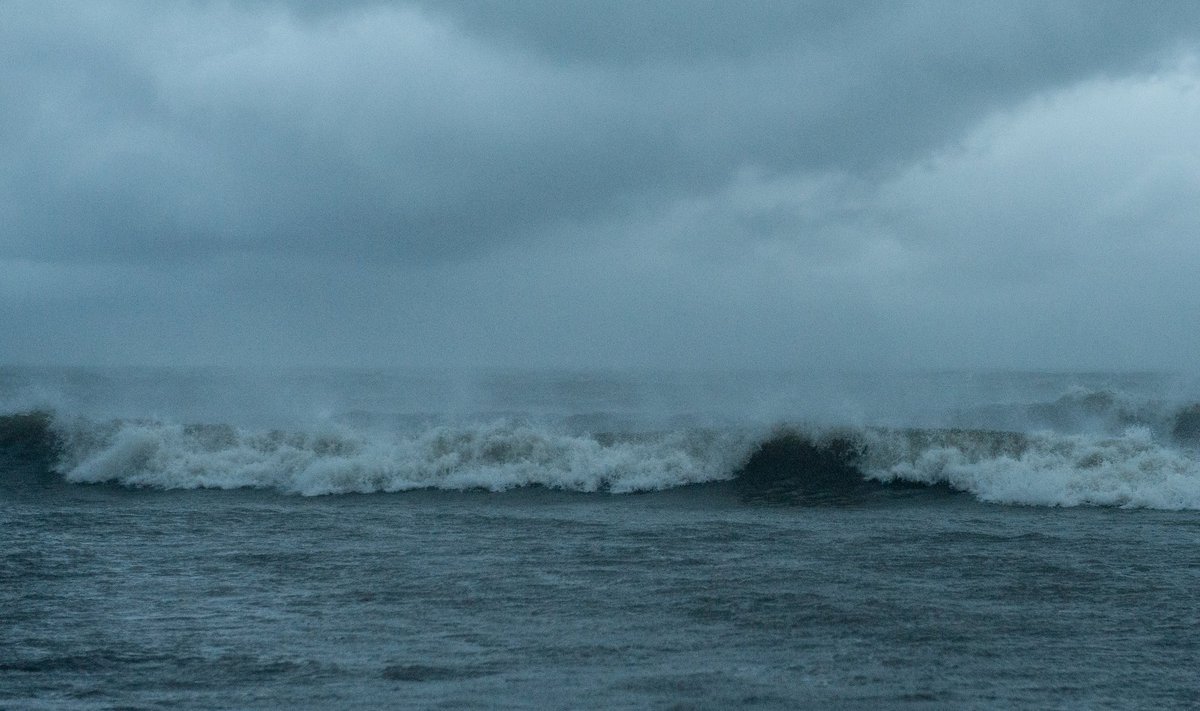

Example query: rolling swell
[0,411,63,489]
[0,411,58,465]
[733,430,935,504]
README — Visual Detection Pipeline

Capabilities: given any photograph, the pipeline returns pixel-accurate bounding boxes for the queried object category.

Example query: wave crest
[51,417,751,495]
[862,427,1200,509]
[5,409,1200,509]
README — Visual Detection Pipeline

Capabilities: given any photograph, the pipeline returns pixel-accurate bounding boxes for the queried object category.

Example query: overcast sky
[3,1,1200,370]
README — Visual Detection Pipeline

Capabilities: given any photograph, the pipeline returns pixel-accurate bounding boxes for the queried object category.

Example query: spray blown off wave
[3,409,1200,508]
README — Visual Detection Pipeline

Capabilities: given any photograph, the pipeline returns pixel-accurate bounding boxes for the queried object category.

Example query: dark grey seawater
[3,368,1200,708]
[4,478,1199,709]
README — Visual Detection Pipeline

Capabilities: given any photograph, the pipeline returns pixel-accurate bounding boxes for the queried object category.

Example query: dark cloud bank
[2,1,1199,369]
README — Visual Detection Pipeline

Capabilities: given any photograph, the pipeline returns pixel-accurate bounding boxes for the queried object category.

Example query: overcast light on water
[4,2,1200,709]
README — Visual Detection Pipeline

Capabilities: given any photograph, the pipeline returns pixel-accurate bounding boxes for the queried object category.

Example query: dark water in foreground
[4,474,1199,709]
[3,368,1200,708]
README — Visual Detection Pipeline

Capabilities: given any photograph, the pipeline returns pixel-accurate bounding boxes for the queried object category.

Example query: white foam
[52,417,752,495]
[46,415,1200,508]
[863,427,1200,509]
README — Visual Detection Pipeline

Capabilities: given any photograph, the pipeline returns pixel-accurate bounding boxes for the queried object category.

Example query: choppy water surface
[3,368,1200,708]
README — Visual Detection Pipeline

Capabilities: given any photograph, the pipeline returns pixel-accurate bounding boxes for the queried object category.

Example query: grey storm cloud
[3,0,1199,264]
[3,1,1200,369]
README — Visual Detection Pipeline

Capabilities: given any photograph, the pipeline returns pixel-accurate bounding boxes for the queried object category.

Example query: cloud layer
[2,1,1199,368]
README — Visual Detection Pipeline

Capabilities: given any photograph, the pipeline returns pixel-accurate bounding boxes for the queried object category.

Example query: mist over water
[4,366,1200,508]
[4,365,1194,429]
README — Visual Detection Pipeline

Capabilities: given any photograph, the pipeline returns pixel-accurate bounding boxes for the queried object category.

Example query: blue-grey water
[2,368,1199,709]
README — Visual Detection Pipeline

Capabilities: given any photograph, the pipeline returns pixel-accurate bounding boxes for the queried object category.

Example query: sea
[2,366,1199,709]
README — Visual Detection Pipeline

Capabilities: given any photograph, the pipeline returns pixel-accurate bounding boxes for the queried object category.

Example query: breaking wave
[858,427,1200,509]
[3,393,1200,509]
[43,416,752,496]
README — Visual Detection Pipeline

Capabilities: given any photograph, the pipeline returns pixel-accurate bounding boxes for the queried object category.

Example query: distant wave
[953,385,1200,440]
[3,401,1200,509]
